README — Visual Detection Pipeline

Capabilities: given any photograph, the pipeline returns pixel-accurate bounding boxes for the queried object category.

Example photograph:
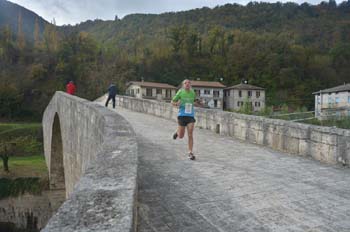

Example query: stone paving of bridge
[113,106,350,232]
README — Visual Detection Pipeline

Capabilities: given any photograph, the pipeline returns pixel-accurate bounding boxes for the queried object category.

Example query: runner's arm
[172,90,181,106]
[194,99,203,107]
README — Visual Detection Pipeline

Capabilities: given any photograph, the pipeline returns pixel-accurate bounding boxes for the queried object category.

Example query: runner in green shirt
[172,79,202,160]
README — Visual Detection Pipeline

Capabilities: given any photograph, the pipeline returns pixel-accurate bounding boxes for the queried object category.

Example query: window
[239,90,242,97]
[130,89,134,96]
[214,100,218,107]
[166,89,171,98]
[194,89,201,96]
[156,89,162,95]
[137,88,140,94]
[146,88,152,97]
[227,90,230,97]
[237,101,240,107]
[248,91,252,98]
[213,90,220,97]
[335,97,340,104]
[204,89,210,95]
[256,91,260,98]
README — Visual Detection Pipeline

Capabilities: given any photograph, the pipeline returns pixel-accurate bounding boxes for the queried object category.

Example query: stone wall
[42,92,138,232]
[0,190,65,231]
[116,95,350,166]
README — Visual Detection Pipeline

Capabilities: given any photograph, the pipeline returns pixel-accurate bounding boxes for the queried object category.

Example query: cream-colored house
[189,80,226,110]
[224,83,265,111]
[313,83,350,119]
[126,81,177,102]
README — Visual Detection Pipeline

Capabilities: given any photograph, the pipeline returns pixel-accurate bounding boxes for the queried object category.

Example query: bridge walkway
[113,107,350,232]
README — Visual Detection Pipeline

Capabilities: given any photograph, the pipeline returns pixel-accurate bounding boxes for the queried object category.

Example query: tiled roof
[189,80,226,88]
[127,81,177,89]
[225,83,264,90]
[313,83,350,94]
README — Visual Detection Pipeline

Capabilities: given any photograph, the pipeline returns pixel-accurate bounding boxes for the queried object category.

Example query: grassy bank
[0,177,48,199]
[0,155,48,199]
[0,155,48,178]
[0,123,48,199]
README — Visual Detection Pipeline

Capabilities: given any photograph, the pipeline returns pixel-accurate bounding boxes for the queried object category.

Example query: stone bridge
[42,92,350,231]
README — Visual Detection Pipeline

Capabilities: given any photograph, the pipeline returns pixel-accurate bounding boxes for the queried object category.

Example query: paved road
[113,107,350,232]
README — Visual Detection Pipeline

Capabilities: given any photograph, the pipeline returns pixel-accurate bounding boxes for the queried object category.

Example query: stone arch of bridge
[49,113,66,192]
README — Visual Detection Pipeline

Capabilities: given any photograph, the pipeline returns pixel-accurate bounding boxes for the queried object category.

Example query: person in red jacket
[66,81,76,95]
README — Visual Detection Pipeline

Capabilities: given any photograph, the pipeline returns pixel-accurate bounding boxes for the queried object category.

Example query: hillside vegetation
[1,1,350,119]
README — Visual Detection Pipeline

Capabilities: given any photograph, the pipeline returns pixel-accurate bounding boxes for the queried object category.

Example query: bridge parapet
[42,92,137,232]
[116,95,350,166]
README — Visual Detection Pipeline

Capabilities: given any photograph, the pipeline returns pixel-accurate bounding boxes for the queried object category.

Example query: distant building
[189,80,226,109]
[224,83,265,111]
[126,81,177,102]
[313,83,350,120]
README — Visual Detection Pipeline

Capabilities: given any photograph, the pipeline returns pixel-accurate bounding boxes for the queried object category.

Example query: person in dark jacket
[66,81,76,95]
[105,84,117,108]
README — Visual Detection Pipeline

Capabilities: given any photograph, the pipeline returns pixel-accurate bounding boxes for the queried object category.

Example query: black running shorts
[177,116,196,127]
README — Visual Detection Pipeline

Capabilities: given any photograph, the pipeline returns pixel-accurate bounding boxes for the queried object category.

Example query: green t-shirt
[172,89,196,117]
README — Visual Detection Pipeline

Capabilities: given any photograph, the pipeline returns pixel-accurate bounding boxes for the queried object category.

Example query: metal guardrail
[269,111,316,122]
[270,111,315,117]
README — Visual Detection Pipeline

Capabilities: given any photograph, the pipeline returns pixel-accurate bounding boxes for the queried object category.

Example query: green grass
[0,155,49,199]
[0,122,43,157]
[0,155,48,178]
[0,123,49,199]
[0,123,42,139]
[0,123,41,133]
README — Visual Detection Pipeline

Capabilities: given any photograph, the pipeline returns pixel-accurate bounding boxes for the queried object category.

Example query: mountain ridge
[0,0,48,42]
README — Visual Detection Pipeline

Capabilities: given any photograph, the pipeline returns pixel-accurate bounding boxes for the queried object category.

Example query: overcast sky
[9,0,334,25]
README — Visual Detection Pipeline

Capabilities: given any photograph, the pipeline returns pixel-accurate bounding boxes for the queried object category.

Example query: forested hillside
[0,0,47,42]
[0,0,350,120]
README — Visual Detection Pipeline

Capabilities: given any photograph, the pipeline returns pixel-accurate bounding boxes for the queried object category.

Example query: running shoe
[188,152,195,160]
[173,132,178,140]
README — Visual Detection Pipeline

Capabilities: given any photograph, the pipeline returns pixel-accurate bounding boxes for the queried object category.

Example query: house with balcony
[313,83,350,120]
[224,83,265,111]
[189,80,226,109]
[126,81,177,102]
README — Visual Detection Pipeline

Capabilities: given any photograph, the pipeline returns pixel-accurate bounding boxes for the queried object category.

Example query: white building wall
[225,89,265,112]
[192,87,224,109]
[126,85,142,98]
[127,84,176,101]
[315,91,350,119]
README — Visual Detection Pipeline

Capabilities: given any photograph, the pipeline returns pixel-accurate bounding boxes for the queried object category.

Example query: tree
[33,17,41,49]
[43,23,58,52]
[0,142,15,172]
[17,10,26,50]
[239,97,253,114]
[0,25,16,63]
[168,26,187,54]
[185,29,200,57]
[207,26,225,55]
[0,85,22,119]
